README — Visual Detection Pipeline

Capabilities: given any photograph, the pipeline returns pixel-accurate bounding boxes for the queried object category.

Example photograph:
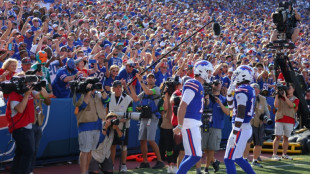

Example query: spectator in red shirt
[0,58,17,82]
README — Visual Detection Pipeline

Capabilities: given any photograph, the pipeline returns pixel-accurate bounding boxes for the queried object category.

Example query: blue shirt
[108,57,122,68]
[117,68,141,94]
[52,67,78,98]
[232,84,256,123]
[89,64,107,84]
[209,95,227,129]
[154,70,170,87]
[23,35,34,51]
[183,79,204,121]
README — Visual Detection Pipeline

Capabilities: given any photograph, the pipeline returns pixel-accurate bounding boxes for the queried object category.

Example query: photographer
[75,83,110,174]
[5,82,49,174]
[272,83,299,161]
[129,73,165,169]
[270,2,301,43]
[107,80,133,172]
[196,80,229,174]
[243,83,270,168]
[89,112,123,174]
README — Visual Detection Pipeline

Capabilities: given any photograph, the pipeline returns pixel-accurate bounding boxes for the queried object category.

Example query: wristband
[39,94,45,99]
[176,124,183,130]
[235,117,244,122]
[293,103,296,108]
[233,127,240,131]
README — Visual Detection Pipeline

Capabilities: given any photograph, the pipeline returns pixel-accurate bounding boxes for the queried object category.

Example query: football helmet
[232,65,254,85]
[193,60,214,83]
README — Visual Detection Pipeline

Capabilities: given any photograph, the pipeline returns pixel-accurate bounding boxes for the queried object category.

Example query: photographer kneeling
[75,83,110,174]
[5,77,49,174]
[272,83,299,161]
[89,113,123,174]
[243,83,271,168]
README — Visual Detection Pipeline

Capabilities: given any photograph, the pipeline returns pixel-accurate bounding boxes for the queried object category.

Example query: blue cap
[155,52,161,57]
[1,26,7,30]
[26,29,33,33]
[104,44,110,48]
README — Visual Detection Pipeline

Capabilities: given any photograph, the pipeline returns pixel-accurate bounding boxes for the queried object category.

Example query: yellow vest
[275,96,297,121]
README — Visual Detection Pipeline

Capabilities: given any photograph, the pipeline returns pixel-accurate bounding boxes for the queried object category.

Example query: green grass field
[126,154,310,174]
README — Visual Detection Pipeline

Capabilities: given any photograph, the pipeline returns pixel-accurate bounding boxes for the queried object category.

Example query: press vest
[76,93,106,126]
[251,95,267,127]
[109,92,133,128]
[275,96,298,121]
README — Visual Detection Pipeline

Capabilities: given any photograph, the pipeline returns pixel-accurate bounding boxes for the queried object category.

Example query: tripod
[272,45,310,128]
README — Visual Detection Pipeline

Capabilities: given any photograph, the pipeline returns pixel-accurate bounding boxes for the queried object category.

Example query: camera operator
[129,73,165,169]
[30,87,51,174]
[75,83,110,174]
[243,83,270,168]
[270,2,301,43]
[196,80,229,174]
[89,112,123,174]
[272,83,299,161]
[5,81,49,174]
[106,80,133,172]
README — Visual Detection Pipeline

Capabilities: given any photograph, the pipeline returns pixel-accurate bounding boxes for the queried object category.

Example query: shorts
[89,156,113,172]
[248,124,264,146]
[138,117,159,141]
[275,122,294,137]
[201,128,222,151]
[112,129,129,145]
[78,130,100,152]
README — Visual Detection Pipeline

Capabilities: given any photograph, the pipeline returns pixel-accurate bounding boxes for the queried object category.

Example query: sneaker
[121,164,127,172]
[172,166,178,173]
[152,161,165,169]
[167,165,173,173]
[204,167,210,174]
[212,160,220,172]
[138,162,150,168]
[252,161,263,168]
[257,156,262,161]
[272,155,281,161]
[282,154,293,160]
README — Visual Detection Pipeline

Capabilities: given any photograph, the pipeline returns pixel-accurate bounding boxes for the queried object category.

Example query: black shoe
[257,156,262,161]
[152,161,165,169]
[138,162,150,168]
[212,160,220,173]
[252,160,263,168]
[204,167,210,174]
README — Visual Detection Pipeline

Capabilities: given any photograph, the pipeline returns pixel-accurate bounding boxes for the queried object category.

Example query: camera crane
[267,37,310,128]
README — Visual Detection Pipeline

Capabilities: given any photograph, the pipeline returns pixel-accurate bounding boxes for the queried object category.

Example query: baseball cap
[52,24,58,28]
[147,73,155,78]
[21,57,31,64]
[112,80,122,87]
[250,83,260,89]
[26,29,33,33]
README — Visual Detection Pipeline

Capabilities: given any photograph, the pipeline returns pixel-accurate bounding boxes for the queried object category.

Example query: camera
[69,77,103,94]
[162,76,181,96]
[272,1,295,38]
[111,119,120,126]
[0,75,45,94]
[203,82,213,96]
[275,84,287,97]
[202,108,213,133]
[259,114,273,125]
[136,106,153,119]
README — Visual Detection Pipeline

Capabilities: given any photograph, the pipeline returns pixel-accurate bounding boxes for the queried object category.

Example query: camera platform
[266,40,296,49]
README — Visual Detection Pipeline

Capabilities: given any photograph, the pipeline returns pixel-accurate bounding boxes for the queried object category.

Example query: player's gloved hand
[227,83,236,96]
[227,133,237,149]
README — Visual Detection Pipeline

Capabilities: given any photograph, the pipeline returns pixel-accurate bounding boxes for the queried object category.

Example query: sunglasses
[112,70,119,73]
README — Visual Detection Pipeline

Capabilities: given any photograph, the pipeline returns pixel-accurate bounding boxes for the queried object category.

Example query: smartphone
[8,43,12,51]
[89,59,97,64]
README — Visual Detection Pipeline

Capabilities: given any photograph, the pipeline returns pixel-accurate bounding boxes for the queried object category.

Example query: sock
[224,158,236,174]
[235,157,256,174]
[177,155,201,174]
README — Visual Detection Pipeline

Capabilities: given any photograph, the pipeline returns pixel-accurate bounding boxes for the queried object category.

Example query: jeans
[10,128,35,174]
[30,124,42,172]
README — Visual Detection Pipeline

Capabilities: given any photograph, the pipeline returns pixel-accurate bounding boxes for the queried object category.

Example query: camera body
[259,114,273,125]
[273,1,295,38]
[136,106,153,119]
[162,77,180,96]
[69,77,102,94]
[202,108,213,133]
[275,84,287,97]
[111,119,120,126]
[0,75,45,94]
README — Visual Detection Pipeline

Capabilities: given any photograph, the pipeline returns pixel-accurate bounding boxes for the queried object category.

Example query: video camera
[114,111,146,121]
[273,1,295,39]
[69,77,103,94]
[202,108,213,133]
[0,75,46,94]
[162,76,181,96]
[259,114,273,125]
[275,84,287,97]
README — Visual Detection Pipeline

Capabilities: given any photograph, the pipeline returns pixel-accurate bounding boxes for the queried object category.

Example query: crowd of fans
[0,0,309,96]
[0,0,310,173]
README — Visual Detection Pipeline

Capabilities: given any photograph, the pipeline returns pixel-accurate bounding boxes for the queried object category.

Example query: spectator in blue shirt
[52,58,82,98]
[154,58,170,87]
